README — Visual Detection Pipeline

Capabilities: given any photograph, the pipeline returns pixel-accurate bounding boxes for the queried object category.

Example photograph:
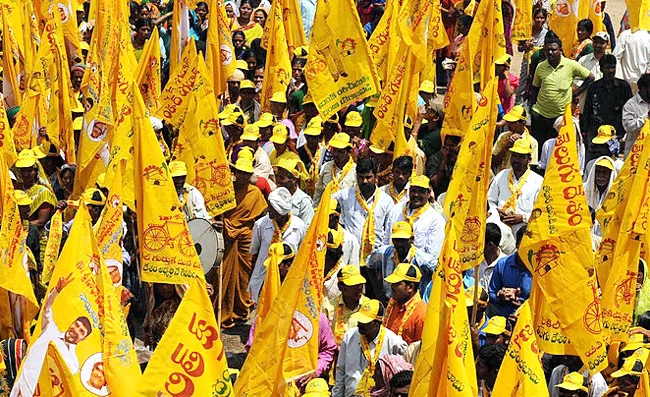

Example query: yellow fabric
[440,37,476,138]
[465,0,506,89]
[206,0,237,96]
[501,168,531,214]
[134,82,205,284]
[257,243,285,330]
[355,325,386,396]
[596,120,650,342]
[410,225,477,396]
[304,0,379,119]
[548,0,578,57]
[135,27,162,114]
[42,209,63,285]
[235,185,333,395]
[356,187,381,266]
[627,0,650,30]
[261,0,306,55]
[155,39,198,128]
[34,343,79,396]
[520,105,607,373]
[135,277,233,396]
[442,80,498,270]
[0,95,18,166]
[0,0,26,108]
[330,159,356,191]
[176,56,236,216]
[511,0,532,42]
[259,0,292,112]
[95,161,125,263]
[169,0,189,71]
[577,0,605,34]
[491,302,549,396]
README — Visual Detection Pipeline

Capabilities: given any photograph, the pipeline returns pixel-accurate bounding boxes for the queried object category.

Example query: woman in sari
[214,151,267,328]
[571,19,594,60]
[231,0,263,47]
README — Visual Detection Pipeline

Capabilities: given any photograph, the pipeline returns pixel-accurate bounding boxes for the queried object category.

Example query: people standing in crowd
[314,133,357,206]
[622,74,650,157]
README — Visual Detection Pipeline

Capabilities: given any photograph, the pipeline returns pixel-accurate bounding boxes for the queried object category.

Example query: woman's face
[196,5,208,20]
[254,10,266,26]
[577,26,590,41]
[233,34,245,49]
[533,12,546,29]
[225,4,234,18]
[239,2,252,19]
[61,170,75,192]
[139,7,150,19]
[292,62,304,81]
[254,67,264,86]
[247,55,257,70]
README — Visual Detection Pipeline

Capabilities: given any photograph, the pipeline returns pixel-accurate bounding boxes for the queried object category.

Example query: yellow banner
[1,0,26,107]
[465,0,506,88]
[260,0,292,112]
[235,186,332,395]
[304,0,379,119]
[420,0,450,83]
[511,0,532,41]
[443,79,499,270]
[155,39,198,128]
[42,209,63,285]
[34,344,78,397]
[134,83,204,284]
[548,0,578,57]
[135,27,162,114]
[0,94,18,166]
[169,0,194,72]
[205,0,237,96]
[578,0,605,33]
[38,0,81,52]
[367,0,394,82]
[626,0,650,30]
[261,0,306,54]
[520,105,607,374]
[96,160,125,262]
[135,277,233,396]
[492,302,549,396]
[440,42,475,138]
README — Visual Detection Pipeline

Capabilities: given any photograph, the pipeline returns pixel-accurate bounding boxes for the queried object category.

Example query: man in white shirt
[12,275,93,397]
[249,187,306,302]
[475,223,508,291]
[240,124,275,183]
[379,155,412,204]
[385,175,446,261]
[488,137,544,235]
[314,132,357,206]
[622,74,650,157]
[332,299,407,397]
[169,160,211,222]
[613,29,650,93]
[275,158,314,225]
[333,157,393,266]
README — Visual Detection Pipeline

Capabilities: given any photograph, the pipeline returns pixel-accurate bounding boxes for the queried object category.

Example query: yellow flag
[465,0,506,88]
[135,277,233,396]
[0,94,18,166]
[304,0,379,119]
[235,186,332,395]
[205,0,237,96]
[440,42,476,138]
[261,0,306,54]
[421,0,450,83]
[1,0,26,107]
[596,121,650,341]
[257,243,284,329]
[37,0,81,52]
[134,84,205,284]
[42,209,63,285]
[135,27,162,114]
[169,0,194,72]
[548,0,578,57]
[626,0,650,30]
[95,161,125,263]
[443,79,499,270]
[511,0,533,42]
[367,0,395,82]
[492,302,549,396]
[410,225,477,396]
[520,105,607,373]
[260,0,293,112]
[177,57,236,216]
[155,39,198,128]
[578,0,605,34]
[33,343,79,397]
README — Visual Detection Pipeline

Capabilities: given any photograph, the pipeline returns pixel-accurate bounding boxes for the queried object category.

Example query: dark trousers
[530,109,559,157]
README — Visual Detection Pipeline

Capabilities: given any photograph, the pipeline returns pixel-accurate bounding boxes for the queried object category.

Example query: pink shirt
[498,74,519,114]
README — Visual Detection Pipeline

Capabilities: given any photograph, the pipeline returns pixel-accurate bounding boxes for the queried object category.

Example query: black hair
[577,19,594,36]
[477,343,507,370]
[292,57,307,67]
[239,0,254,8]
[532,7,548,18]
[232,30,246,42]
[599,53,617,68]
[196,1,208,10]
[459,14,473,27]
[485,223,502,247]
[371,5,385,19]
[637,311,650,330]
[389,370,413,389]
[135,18,153,31]
[75,316,92,336]
[544,30,562,48]
[638,73,650,90]
[282,243,293,256]
[404,265,421,292]
[393,156,414,174]
[357,157,378,175]
[241,49,256,63]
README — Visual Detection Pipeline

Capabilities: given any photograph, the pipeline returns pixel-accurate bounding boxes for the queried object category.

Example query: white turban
[268,187,292,216]
[149,116,163,131]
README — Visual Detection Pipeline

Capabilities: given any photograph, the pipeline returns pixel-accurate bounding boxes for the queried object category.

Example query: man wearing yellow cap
[332,299,407,397]
[386,175,446,259]
[383,263,427,344]
[344,111,369,159]
[548,354,608,397]
[492,105,539,174]
[238,80,260,123]
[332,157,393,267]
[488,136,543,234]
[15,149,57,229]
[495,54,519,114]
[584,156,617,213]
[297,116,324,196]
[322,265,369,346]
[240,124,275,183]
[314,132,357,206]
[556,372,589,397]
[169,160,211,222]
[275,158,314,225]
[269,124,302,167]
[255,112,276,156]
[583,125,624,176]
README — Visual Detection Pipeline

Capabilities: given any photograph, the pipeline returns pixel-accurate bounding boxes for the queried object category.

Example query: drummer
[169,160,211,222]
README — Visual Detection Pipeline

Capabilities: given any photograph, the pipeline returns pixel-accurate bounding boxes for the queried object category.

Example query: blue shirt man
[488,254,532,317]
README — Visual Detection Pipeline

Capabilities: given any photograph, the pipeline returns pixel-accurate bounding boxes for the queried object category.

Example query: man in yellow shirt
[322,265,368,345]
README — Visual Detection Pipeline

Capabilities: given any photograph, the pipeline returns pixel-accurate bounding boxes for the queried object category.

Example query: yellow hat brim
[509,147,532,155]
[350,312,376,324]
[555,383,588,392]
[592,136,614,145]
[15,158,37,168]
[483,324,507,335]
[330,141,351,149]
[241,133,260,141]
[345,120,363,127]
[503,114,524,122]
[341,274,366,286]
[391,231,413,239]
[234,164,254,173]
[304,127,322,136]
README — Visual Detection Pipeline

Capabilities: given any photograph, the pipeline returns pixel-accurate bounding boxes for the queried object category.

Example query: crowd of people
[1,0,650,396]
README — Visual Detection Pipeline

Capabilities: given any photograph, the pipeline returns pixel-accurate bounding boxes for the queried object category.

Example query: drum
[188,218,224,274]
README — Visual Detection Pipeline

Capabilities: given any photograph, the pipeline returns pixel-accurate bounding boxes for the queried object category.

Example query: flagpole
[471,264,479,325]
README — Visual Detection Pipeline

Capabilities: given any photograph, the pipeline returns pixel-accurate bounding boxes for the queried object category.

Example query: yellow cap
[350,299,384,324]
[240,79,256,90]
[390,221,413,239]
[595,157,615,171]
[622,332,648,352]
[329,132,352,149]
[96,172,107,188]
[592,125,616,144]
[236,59,248,70]
[269,124,289,144]
[275,158,300,178]
[327,228,344,249]
[80,41,90,51]
[555,372,589,392]
[419,80,435,94]
[14,190,32,206]
[483,316,510,336]
[503,105,527,122]
[33,141,59,158]
[344,111,363,127]
[241,124,261,141]
[509,136,532,154]
[329,198,340,215]
[169,160,188,177]
[465,285,487,307]
[15,149,38,168]
[255,112,275,128]
[303,92,314,105]
[303,378,329,397]
[73,116,83,130]
[233,148,255,173]
[293,45,309,58]
[222,108,246,127]
[304,116,323,136]
[337,265,366,286]
[409,175,430,190]
[270,91,287,104]
[81,188,106,206]
[218,103,238,120]
[612,348,649,378]
[495,54,512,65]
[385,263,422,284]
